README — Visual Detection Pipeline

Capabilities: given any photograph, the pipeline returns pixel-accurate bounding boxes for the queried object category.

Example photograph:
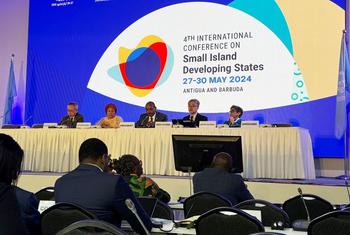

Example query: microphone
[292,188,311,231]
[23,115,32,126]
[139,115,149,128]
[125,198,150,235]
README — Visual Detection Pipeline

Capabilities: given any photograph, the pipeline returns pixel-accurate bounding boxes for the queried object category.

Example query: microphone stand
[125,199,150,235]
[292,188,311,231]
[139,115,149,128]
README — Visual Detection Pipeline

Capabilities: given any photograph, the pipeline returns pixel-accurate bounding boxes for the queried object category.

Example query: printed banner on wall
[26,0,346,156]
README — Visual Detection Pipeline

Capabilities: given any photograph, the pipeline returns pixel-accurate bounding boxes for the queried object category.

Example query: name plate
[155,122,172,128]
[76,122,91,129]
[119,122,135,128]
[217,124,229,129]
[199,121,216,128]
[43,123,58,128]
[241,120,259,128]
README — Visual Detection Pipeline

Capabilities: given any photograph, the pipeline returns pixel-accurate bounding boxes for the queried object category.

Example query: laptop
[137,197,158,218]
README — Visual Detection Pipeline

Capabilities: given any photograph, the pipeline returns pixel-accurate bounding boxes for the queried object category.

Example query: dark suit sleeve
[136,114,146,128]
[236,175,254,203]
[182,115,190,121]
[76,114,84,122]
[59,116,68,125]
[112,177,152,234]
[24,193,41,235]
[0,185,28,235]
[160,113,168,121]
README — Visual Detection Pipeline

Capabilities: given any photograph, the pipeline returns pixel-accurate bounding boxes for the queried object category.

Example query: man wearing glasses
[182,99,208,127]
[59,102,84,128]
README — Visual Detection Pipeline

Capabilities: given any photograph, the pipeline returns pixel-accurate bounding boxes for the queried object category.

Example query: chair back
[41,202,97,235]
[307,210,350,235]
[35,186,55,200]
[195,207,264,235]
[184,192,232,218]
[235,199,290,227]
[282,194,333,223]
[56,219,127,235]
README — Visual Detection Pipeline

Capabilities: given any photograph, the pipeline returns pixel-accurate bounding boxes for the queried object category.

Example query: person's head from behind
[79,138,108,170]
[188,99,200,115]
[211,152,233,172]
[0,134,24,185]
[145,101,156,117]
[229,105,243,120]
[67,102,78,118]
[105,103,117,119]
[113,154,143,177]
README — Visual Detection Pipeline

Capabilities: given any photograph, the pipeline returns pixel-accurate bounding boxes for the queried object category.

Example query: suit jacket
[193,168,253,205]
[182,113,208,127]
[136,112,168,128]
[0,183,28,235]
[224,118,242,127]
[59,113,84,128]
[14,186,40,235]
[55,164,152,234]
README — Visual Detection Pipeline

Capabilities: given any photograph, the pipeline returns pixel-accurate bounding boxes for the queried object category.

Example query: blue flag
[2,57,17,125]
[335,33,350,139]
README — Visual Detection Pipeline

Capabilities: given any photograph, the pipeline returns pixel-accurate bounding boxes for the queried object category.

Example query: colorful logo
[108,35,173,97]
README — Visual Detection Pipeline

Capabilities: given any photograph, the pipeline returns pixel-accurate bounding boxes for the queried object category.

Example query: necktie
[150,117,154,122]
[190,116,193,122]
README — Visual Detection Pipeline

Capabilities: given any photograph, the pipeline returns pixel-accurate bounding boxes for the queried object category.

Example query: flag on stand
[335,32,350,139]
[2,56,17,125]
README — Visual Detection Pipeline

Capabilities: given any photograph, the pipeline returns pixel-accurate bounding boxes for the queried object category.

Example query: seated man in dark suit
[182,99,208,127]
[0,183,27,235]
[224,105,243,127]
[193,152,253,205]
[136,101,167,128]
[59,102,84,128]
[55,138,152,234]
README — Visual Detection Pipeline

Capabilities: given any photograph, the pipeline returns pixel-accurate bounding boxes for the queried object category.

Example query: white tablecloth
[0,127,315,179]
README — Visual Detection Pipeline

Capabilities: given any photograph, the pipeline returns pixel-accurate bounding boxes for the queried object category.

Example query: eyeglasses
[103,154,113,166]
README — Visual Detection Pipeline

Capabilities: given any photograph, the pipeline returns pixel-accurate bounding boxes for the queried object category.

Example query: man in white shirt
[136,101,168,128]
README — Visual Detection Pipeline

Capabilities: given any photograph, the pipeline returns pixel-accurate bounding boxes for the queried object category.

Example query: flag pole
[337,30,350,180]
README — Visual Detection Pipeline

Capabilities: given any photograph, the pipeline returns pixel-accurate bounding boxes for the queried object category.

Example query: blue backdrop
[25,0,346,157]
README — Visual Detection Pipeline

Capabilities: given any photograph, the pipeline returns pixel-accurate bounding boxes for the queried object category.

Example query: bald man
[193,152,253,205]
